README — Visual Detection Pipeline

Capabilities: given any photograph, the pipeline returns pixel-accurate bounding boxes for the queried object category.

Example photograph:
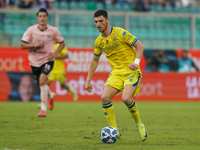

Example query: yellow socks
[127,100,141,125]
[102,101,117,129]
[65,84,75,95]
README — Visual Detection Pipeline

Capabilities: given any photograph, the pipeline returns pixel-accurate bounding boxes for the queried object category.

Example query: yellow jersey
[94,27,139,72]
[51,43,68,74]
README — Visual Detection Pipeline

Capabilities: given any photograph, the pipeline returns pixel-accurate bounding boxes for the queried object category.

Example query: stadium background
[0,0,200,102]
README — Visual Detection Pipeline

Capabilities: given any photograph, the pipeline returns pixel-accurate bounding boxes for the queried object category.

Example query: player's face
[94,15,109,33]
[37,12,48,25]
[182,52,188,60]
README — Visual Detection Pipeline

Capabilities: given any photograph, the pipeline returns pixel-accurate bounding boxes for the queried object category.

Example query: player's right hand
[128,63,138,70]
[35,41,44,48]
[85,81,93,93]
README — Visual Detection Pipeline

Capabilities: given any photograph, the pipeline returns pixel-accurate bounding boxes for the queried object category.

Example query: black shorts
[31,61,54,85]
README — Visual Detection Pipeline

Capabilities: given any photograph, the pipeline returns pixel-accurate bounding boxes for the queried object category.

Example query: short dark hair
[94,9,108,19]
[37,8,48,16]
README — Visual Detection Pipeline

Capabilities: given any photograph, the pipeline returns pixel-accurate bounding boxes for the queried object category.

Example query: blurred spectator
[31,0,41,9]
[18,0,33,8]
[136,0,151,11]
[154,51,170,72]
[175,0,196,7]
[165,0,176,6]
[48,0,54,9]
[0,0,6,8]
[153,50,179,72]
[5,0,16,7]
[155,0,166,5]
[153,51,170,72]
[149,0,177,7]
[0,0,6,25]
[40,0,54,9]
[112,0,131,4]
[145,56,158,72]
[178,50,199,73]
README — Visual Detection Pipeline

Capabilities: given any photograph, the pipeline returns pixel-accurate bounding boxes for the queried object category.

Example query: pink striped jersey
[21,24,64,67]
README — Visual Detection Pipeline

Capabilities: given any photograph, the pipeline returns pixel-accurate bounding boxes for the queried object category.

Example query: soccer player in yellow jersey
[85,9,147,141]
[47,43,78,110]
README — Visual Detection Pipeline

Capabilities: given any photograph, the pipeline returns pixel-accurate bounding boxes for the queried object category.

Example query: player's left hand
[48,52,56,61]
[128,63,138,70]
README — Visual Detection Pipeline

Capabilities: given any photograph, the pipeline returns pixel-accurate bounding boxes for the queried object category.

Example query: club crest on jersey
[47,34,52,38]
[123,31,126,36]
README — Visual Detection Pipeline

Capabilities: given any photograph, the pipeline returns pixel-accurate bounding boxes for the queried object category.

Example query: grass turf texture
[0,101,199,150]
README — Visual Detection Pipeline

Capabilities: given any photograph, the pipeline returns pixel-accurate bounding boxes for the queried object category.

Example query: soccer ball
[100,126,118,143]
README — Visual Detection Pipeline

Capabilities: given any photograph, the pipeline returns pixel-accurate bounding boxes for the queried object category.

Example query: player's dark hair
[94,9,108,19]
[37,8,48,16]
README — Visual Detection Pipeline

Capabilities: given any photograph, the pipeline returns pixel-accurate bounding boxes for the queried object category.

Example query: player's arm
[49,27,66,60]
[85,55,100,93]
[48,41,65,61]
[21,27,44,50]
[119,29,144,70]
[20,41,44,50]
[56,53,69,59]
[54,41,65,56]
[134,40,144,61]
[128,40,144,70]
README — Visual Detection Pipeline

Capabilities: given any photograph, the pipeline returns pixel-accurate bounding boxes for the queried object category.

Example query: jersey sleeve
[94,38,103,56]
[21,27,32,43]
[118,28,138,46]
[54,28,64,43]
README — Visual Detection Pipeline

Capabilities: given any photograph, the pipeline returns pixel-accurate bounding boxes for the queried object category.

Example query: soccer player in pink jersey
[20,8,65,117]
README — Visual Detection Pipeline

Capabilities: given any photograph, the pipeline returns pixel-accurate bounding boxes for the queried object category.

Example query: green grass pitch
[0,101,199,150]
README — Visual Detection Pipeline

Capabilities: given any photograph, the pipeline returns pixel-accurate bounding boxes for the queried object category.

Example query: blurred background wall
[1,0,200,102]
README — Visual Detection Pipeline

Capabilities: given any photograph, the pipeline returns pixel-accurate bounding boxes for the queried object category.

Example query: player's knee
[39,81,45,86]
[39,75,48,86]
[122,96,132,105]
[101,95,110,104]
[39,79,46,86]
[61,84,65,88]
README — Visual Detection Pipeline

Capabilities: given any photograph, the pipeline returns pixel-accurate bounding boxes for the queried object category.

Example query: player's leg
[38,73,49,116]
[46,80,55,99]
[61,83,78,101]
[122,85,141,125]
[122,85,147,141]
[31,66,47,116]
[37,79,55,110]
[101,85,119,130]
[58,73,78,101]
[123,71,147,141]
[47,74,56,110]
[38,61,54,116]
[102,72,122,137]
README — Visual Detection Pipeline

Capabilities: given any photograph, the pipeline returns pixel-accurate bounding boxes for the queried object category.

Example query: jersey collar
[101,26,113,37]
[37,24,48,31]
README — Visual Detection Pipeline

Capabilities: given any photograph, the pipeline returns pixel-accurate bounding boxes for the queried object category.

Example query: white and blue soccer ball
[100,126,118,143]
